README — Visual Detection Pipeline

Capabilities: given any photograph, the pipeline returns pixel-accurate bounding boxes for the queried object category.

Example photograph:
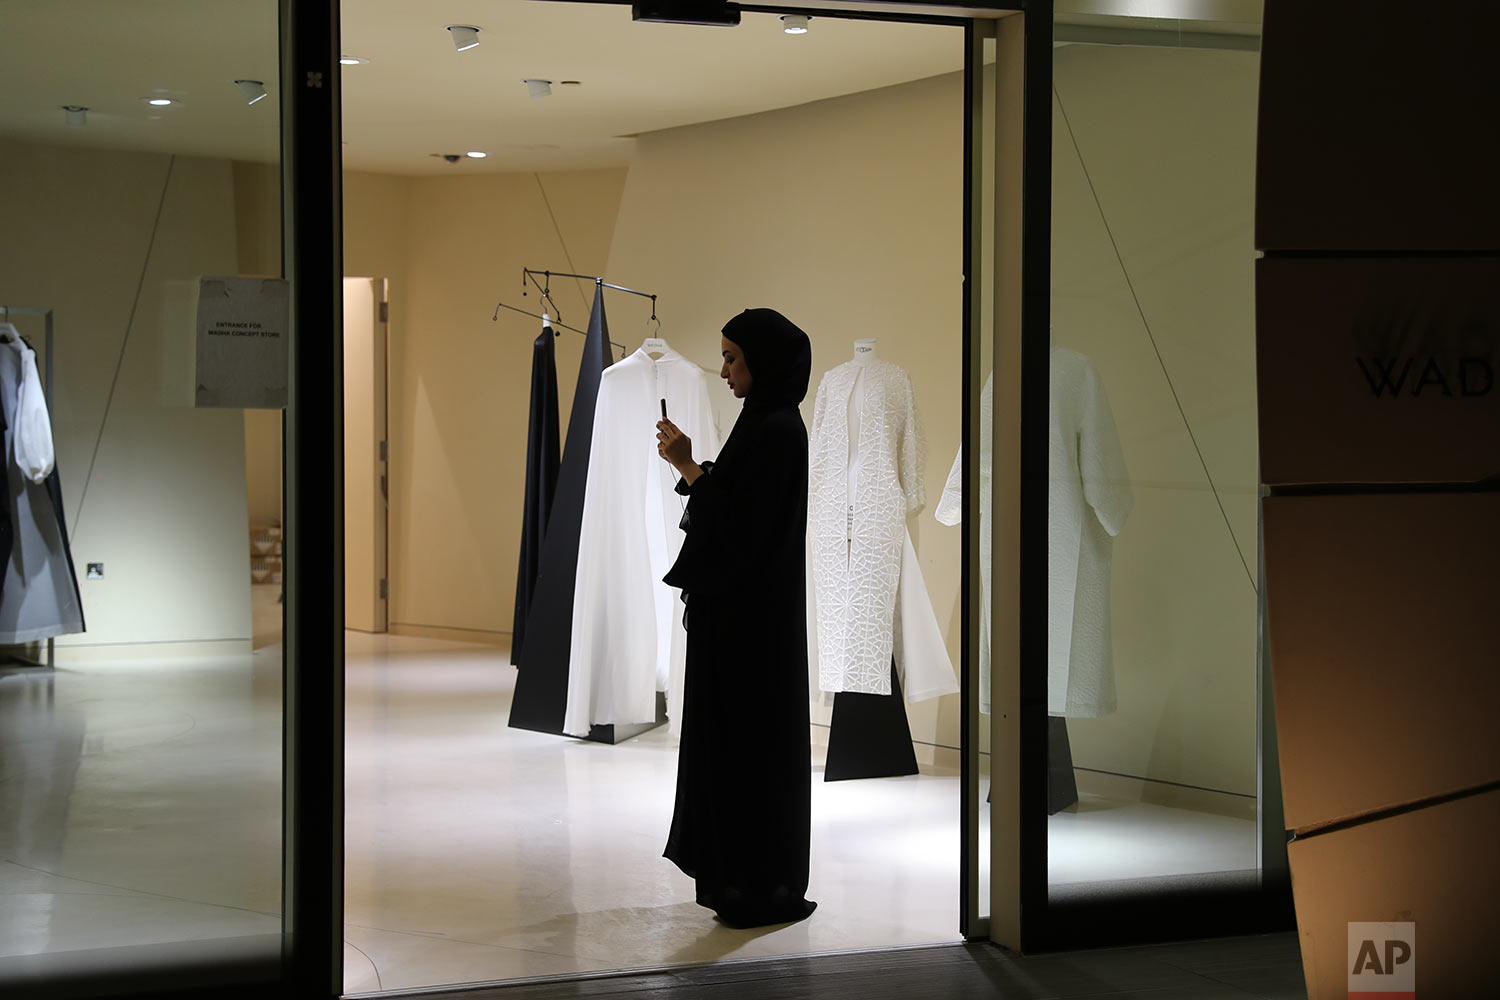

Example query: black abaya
[510,324,560,666]
[662,309,815,928]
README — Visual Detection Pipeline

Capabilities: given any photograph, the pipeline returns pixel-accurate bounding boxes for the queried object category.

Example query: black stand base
[1047,715,1079,814]
[824,658,919,782]
[984,716,1080,808]
[586,691,667,745]
[507,652,568,737]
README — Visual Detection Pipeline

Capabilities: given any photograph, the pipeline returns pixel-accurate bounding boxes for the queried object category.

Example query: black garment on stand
[1047,716,1079,814]
[823,658,920,781]
[663,308,816,929]
[508,287,611,734]
[510,325,561,667]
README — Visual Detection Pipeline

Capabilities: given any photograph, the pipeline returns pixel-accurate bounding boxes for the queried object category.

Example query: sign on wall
[1256,256,1500,486]
[194,276,289,409]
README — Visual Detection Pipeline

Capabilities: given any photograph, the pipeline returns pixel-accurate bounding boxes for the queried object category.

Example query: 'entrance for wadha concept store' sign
[194,275,288,409]
[1349,922,1415,998]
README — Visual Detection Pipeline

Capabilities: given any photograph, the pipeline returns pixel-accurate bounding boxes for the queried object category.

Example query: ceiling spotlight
[465,151,487,159]
[524,79,552,99]
[446,25,481,51]
[339,56,370,66]
[235,79,268,105]
[145,97,174,107]
[780,14,811,33]
[62,105,87,128]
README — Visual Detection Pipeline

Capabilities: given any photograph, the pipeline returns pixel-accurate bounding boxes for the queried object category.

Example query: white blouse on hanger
[564,343,721,738]
[0,325,54,483]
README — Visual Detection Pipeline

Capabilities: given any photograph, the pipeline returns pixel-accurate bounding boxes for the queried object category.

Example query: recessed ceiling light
[139,97,178,107]
[560,81,582,87]
[446,25,481,51]
[234,80,269,105]
[339,56,370,66]
[780,14,811,34]
[465,151,487,159]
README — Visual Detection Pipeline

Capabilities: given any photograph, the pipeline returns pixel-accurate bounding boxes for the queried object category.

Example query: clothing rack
[511,267,662,360]
[0,305,57,669]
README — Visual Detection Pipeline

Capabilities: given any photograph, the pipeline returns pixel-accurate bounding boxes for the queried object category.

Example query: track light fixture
[235,80,268,105]
[780,14,811,34]
[524,79,553,99]
[447,24,481,51]
[63,105,87,128]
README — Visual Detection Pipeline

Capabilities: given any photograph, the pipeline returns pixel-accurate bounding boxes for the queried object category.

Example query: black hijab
[721,309,812,411]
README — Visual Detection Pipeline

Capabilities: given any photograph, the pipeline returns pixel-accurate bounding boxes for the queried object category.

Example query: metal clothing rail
[500,267,662,360]
[491,300,629,358]
[0,305,57,668]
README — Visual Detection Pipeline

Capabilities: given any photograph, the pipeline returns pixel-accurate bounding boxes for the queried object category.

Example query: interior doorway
[344,277,390,634]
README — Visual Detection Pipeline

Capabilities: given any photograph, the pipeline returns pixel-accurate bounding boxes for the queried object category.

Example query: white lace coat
[808,359,955,699]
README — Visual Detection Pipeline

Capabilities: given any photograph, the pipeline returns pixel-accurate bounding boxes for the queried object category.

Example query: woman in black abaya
[655,308,817,928]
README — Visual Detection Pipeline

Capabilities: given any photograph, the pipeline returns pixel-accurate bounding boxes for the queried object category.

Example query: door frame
[279,3,1047,999]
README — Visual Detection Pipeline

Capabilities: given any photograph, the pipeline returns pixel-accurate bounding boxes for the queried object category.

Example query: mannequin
[846,338,877,539]
[806,340,957,705]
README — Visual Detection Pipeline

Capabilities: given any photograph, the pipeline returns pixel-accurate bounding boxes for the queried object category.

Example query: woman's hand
[656,419,695,473]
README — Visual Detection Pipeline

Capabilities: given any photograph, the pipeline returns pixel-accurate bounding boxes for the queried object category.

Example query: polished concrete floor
[0,612,1257,995]
[392,935,1307,1000]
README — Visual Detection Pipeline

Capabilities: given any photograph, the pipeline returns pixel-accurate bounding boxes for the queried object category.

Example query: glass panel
[1046,17,1262,894]
[974,30,999,925]
[0,0,284,990]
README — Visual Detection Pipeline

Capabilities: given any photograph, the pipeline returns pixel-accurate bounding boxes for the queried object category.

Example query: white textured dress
[935,374,992,712]
[936,351,1130,717]
[1047,347,1132,718]
[807,355,957,702]
[564,346,721,737]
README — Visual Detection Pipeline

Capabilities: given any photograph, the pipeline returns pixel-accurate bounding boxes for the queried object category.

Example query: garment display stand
[824,659,919,781]
[0,305,56,670]
[506,272,671,745]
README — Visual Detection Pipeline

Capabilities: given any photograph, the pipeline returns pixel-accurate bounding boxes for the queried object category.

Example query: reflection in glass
[0,0,283,987]
[1046,24,1262,891]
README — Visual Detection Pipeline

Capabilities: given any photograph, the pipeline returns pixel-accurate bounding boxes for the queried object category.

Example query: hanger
[640,296,668,358]
[491,300,628,358]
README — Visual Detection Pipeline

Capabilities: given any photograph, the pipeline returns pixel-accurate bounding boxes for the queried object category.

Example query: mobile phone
[660,398,668,421]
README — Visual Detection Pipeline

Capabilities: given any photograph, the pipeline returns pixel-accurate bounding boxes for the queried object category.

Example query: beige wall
[235,46,1260,794]
[604,47,1261,793]
[393,169,627,637]
[606,72,969,749]
[1050,43,1262,796]
[0,143,252,648]
[236,165,629,640]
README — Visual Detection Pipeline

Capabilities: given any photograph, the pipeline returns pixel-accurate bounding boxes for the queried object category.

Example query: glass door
[0,1,291,994]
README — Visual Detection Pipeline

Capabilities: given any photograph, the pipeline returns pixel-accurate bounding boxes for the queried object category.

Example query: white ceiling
[0,0,964,174]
